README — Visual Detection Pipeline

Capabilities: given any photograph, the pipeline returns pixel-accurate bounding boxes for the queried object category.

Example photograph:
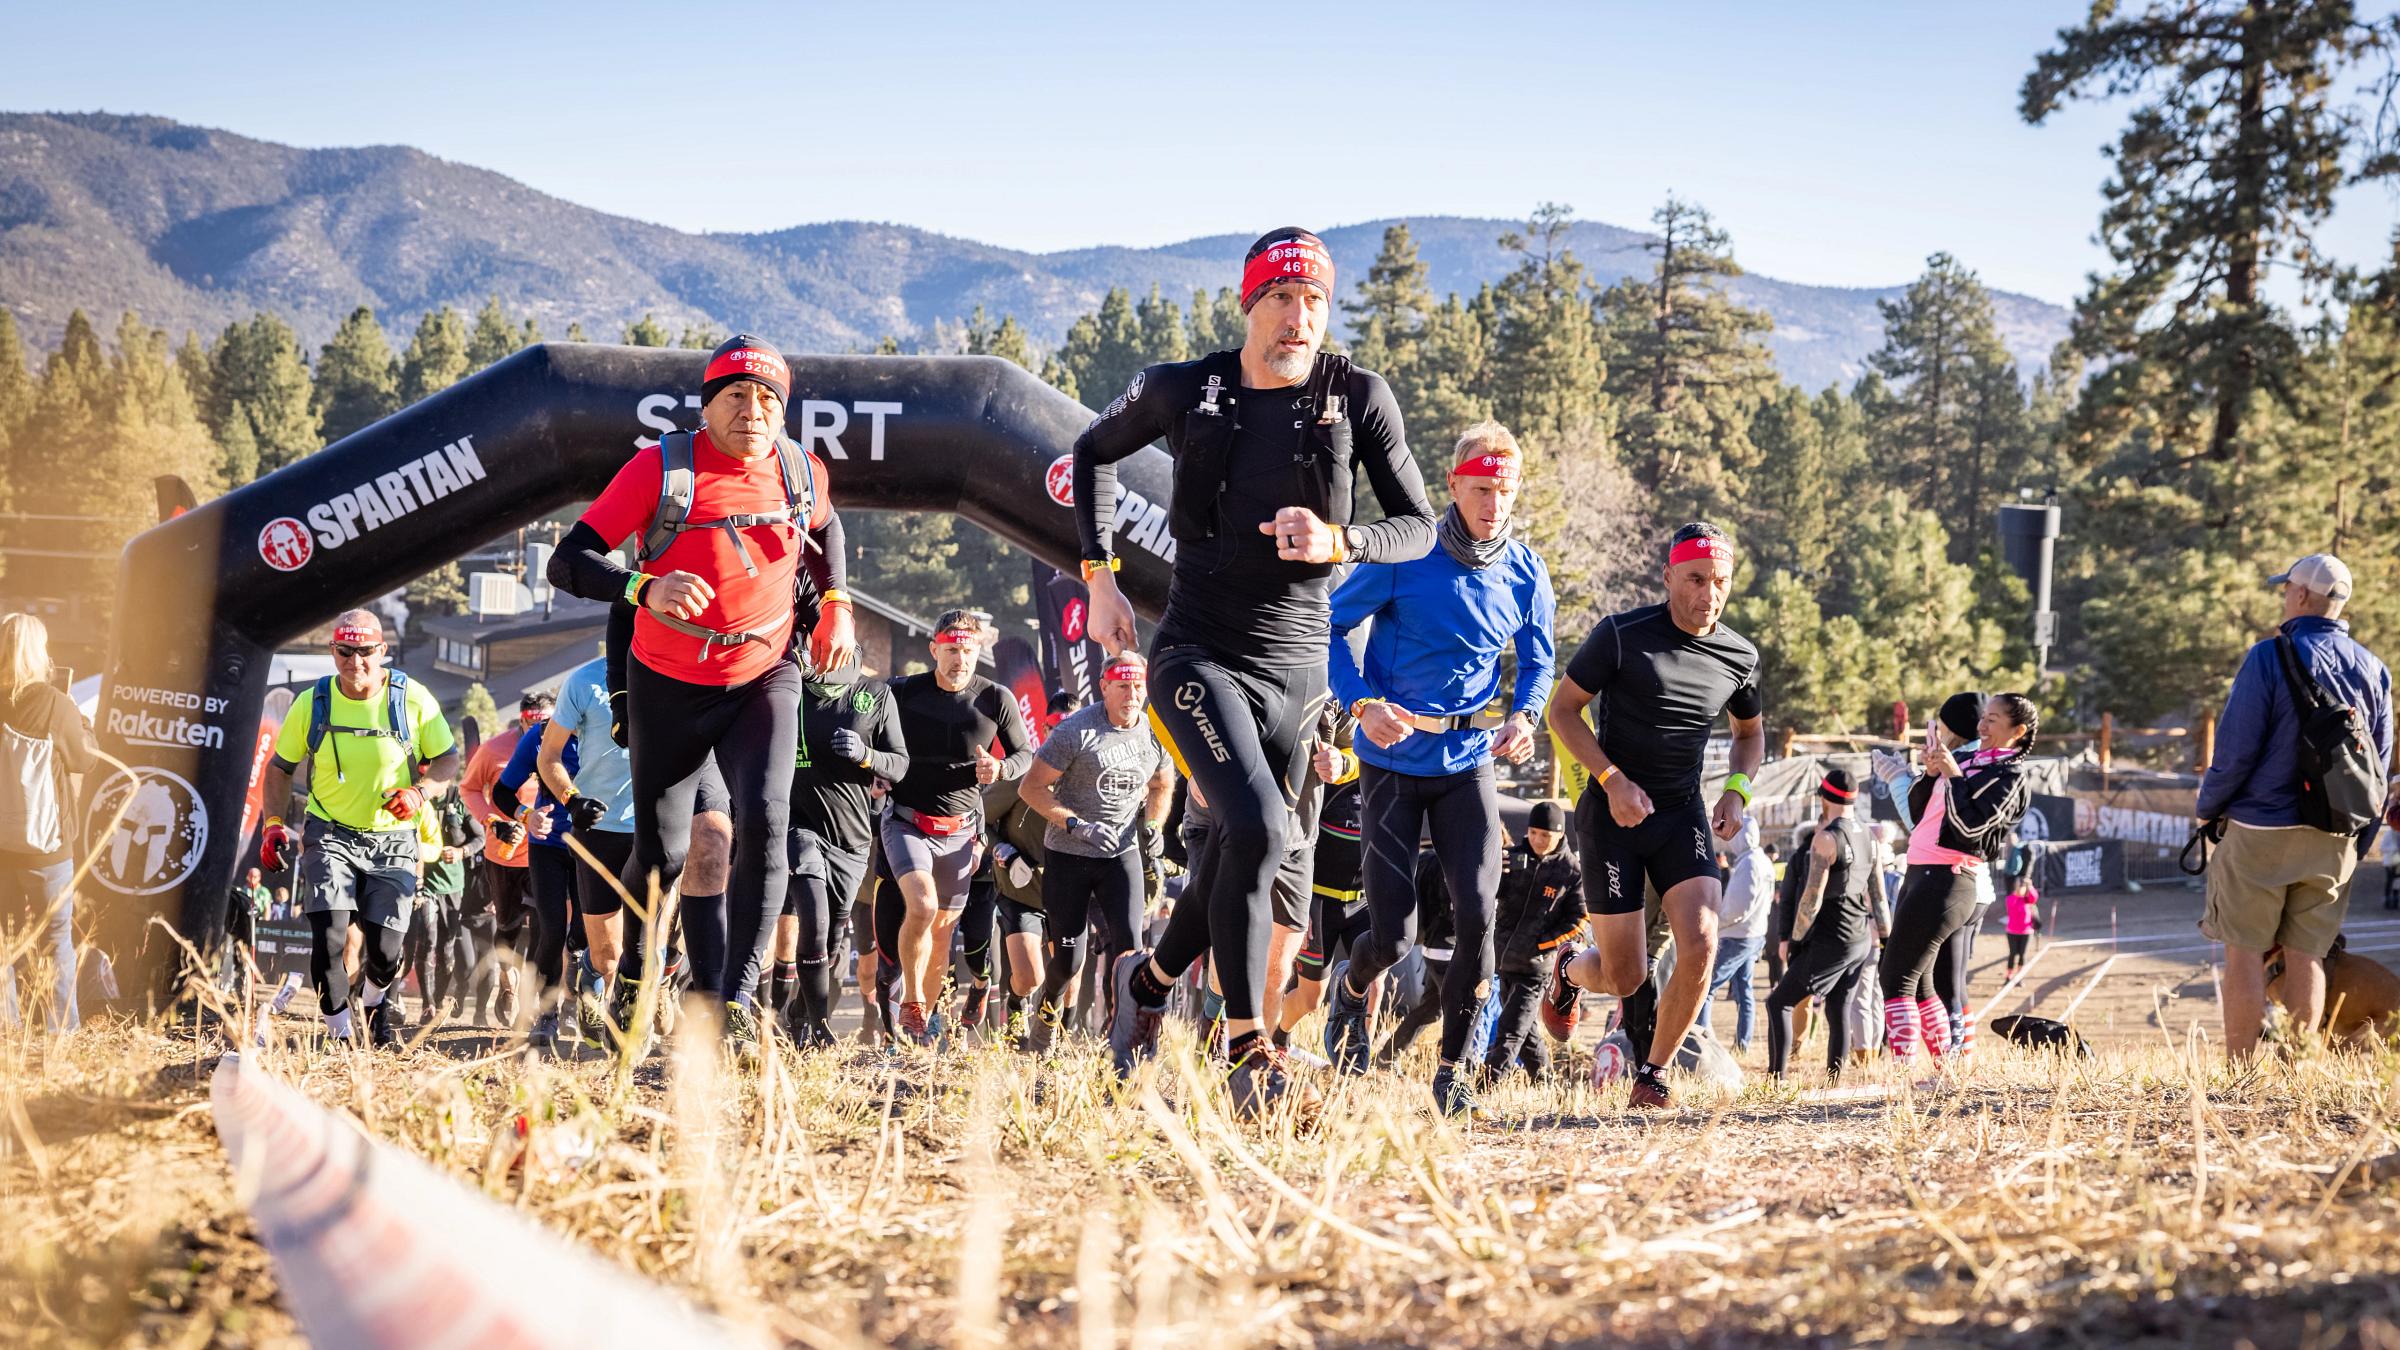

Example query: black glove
[608,692,629,749]
[1139,821,1165,858]
[568,794,607,832]
[829,727,868,765]
[489,816,526,847]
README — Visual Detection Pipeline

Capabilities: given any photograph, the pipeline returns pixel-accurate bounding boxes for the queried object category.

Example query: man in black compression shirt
[1546,522,1767,1109]
[1073,226,1436,1115]
[880,610,1034,1045]
[781,668,909,1046]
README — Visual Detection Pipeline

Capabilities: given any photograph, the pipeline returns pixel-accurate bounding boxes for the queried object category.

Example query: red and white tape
[210,1053,765,1349]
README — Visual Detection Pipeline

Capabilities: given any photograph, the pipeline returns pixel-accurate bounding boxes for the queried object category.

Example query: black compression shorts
[1574,788,1718,917]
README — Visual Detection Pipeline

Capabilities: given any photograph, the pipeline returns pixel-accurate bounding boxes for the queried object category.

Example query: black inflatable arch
[91,344,1175,992]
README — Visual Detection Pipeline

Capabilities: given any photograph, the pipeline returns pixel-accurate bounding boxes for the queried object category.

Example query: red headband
[1102,660,1146,683]
[1240,238,1334,310]
[1819,778,1855,802]
[703,346,789,393]
[1451,453,1520,481]
[331,625,380,646]
[1668,536,1736,568]
[521,708,551,724]
[934,626,980,646]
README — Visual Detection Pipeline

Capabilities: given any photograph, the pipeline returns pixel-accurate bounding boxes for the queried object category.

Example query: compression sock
[1270,1026,1290,1050]
[325,1007,354,1040]
[359,979,389,1010]
[1227,1029,1264,1065]
[1956,1003,1977,1057]
[771,961,799,1015]
[1619,978,1660,1062]
[1916,998,1953,1058]
[1200,988,1225,1027]
[1129,960,1174,1009]
[1884,997,1919,1060]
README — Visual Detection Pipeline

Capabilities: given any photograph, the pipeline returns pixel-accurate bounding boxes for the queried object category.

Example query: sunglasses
[331,643,384,659]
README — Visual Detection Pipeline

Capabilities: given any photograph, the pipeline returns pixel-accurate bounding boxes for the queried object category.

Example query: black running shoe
[1322,961,1372,1075]
[367,998,403,1050]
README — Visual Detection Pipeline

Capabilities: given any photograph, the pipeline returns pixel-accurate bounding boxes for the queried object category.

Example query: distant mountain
[0,112,2070,392]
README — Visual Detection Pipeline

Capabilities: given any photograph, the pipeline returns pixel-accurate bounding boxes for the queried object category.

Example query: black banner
[2021,792,2079,843]
[991,635,1049,745]
[2033,839,2125,892]
[1032,559,1107,717]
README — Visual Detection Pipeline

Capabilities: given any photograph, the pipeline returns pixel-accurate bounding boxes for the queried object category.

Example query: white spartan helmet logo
[109,780,182,885]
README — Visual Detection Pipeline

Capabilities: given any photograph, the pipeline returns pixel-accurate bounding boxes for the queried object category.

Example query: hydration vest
[637,430,830,652]
[303,672,418,812]
[1167,350,1358,547]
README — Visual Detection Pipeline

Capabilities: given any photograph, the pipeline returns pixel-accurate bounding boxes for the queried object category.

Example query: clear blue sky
[8,1,2395,305]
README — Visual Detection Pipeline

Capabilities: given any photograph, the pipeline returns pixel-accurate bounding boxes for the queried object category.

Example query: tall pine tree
[209,313,318,477]
[314,306,399,446]
[396,307,468,407]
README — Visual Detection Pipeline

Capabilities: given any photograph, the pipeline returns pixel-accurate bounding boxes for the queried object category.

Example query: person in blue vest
[1317,422,1557,1116]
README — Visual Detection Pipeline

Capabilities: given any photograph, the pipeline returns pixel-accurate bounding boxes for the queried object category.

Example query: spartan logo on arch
[86,767,209,897]
[1045,455,1076,508]
[258,517,312,572]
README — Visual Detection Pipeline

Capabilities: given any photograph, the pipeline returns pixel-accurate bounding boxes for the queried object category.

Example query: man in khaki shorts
[2196,553,2392,1059]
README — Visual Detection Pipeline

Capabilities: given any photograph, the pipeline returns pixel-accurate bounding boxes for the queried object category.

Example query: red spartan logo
[1062,597,1087,643]
[1045,455,1075,507]
[258,517,313,572]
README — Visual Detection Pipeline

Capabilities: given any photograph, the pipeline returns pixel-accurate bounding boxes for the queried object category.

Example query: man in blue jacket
[2197,553,2392,1060]
[1319,422,1556,1114]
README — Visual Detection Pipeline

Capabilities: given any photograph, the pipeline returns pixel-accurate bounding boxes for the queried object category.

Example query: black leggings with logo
[1345,760,1504,1065]
[1036,848,1144,1027]
[1141,646,1325,1022]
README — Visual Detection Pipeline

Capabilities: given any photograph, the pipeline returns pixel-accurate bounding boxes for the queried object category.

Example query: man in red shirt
[458,691,551,1026]
[548,335,851,1047]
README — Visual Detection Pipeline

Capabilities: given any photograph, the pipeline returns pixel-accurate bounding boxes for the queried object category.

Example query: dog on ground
[2266,935,2400,1047]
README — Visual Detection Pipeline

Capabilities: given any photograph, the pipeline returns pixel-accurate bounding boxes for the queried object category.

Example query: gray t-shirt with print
[1037,704,1168,858]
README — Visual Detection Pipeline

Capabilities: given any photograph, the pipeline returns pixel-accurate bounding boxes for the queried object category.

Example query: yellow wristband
[1725,772,1754,805]
[1350,697,1379,720]
[624,572,653,606]
[1080,557,1120,582]
[820,589,852,607]
[1594,765,1617,789]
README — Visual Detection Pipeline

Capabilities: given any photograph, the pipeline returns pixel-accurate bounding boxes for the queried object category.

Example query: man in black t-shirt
[1545,522,1766,1109]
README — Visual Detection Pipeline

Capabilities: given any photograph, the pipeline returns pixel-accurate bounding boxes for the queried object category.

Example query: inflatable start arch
[91,344,1175,994]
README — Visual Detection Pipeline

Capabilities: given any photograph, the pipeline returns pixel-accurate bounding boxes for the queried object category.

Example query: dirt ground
[2,883,2398,1349]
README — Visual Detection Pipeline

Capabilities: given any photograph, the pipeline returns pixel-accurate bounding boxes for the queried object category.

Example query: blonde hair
[1452,420,1523,465]
[0,613,53,703]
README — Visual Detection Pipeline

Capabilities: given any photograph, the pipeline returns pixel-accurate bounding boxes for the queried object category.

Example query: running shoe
[575,964,611,1051]
[1321,961,1372,1075]
[898,1000,932,1046]
[1540,944,1584,1041]
[1628,1065,1671,1110]
[493,979,519,1031]
[366,998,403,1051]
[1431,1061,1479,1119]
[725,1002,763,1063]
[959,983,990,1031]
[529,1010,560,1052]
[1107,951,1164,1079]
[1226,1044,1322,1120]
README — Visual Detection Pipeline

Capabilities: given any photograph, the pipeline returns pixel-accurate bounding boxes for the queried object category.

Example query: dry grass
[3,997,2400,1348]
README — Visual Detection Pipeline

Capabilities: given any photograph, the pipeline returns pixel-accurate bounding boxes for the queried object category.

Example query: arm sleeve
[1511,557,1559,718]
[992,689,1035,782]
[1071,365,1174,561]
[1325,564,1396,711]
[801,508,847,602]
[2196,645,2273,820]
[862,689,910,783]
[1344,373,1435,565]
[549,446,662,602]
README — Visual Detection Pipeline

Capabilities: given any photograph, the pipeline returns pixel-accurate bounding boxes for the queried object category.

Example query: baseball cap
[2269,553,2353,601]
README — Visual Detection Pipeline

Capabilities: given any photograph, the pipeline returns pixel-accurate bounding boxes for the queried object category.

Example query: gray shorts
[300,817,420,933]
[879,810,986,912]
[790,829,871,911]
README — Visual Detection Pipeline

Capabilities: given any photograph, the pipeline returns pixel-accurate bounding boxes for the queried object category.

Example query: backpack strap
[640,430,698,566]
[2274,633,2331,712]
[385,669,415,763]
[306,677,334,758]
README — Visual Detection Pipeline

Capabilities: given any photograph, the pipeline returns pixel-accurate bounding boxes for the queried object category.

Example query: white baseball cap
[2269,553,2353,600]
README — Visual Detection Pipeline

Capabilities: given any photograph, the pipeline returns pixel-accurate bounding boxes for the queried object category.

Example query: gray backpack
[0,690,64,855]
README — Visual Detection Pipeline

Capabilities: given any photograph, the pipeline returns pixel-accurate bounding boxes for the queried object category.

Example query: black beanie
[1939,692,1985,742]
[1529,800,1568,833]
[701,334,791,407]
[1819,767,1857,802]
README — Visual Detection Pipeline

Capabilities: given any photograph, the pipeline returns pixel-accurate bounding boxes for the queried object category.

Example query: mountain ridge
[0,111,2070,391]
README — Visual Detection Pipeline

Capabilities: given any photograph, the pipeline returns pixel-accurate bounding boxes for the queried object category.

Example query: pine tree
[1489,205,1608,448]
[0,311,34,513]
[1595,196,1777,514]
[963,307,1035,370]
[2021,1,2399,538]
[1136,286,1190,367]
[209,313,318,476]
[396,307,468,407]
[1053,287,1148,409]
[566,322,589,344]
[313,306,400,446]
[1863,253,2027,532]
[677,325,721,351]
[460,682,500,734]
[466,295,527,371]
[1185,287,1246,353]
[624,313,673,347]
[406,563,469,619]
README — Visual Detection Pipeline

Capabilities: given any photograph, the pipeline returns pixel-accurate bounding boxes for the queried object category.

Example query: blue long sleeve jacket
[2196,616,2393,828]
[1328,538,1556,777]
[498,722,579,850]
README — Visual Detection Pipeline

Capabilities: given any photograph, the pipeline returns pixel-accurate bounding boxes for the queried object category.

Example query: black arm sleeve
[991,687,1035,782]
[549,520,631,605]
[1345,372,1436,565]
[862,687,910,783]
[1071,365,1175,561]
[801,509,847,601]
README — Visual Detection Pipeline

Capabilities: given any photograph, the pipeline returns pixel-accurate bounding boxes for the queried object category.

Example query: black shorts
[1574,788,1717,917]
[693,755,732,819]
[1271,846,1309,931]
[997,894,1045,937]
[571,830,637,918]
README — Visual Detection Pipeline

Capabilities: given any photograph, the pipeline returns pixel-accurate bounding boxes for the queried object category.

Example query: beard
[1262,337,1316,382]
